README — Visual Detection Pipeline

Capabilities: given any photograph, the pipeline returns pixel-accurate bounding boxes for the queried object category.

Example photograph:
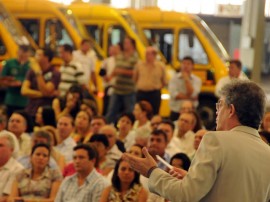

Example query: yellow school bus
[2,0,106,112]
[126,7,230,128]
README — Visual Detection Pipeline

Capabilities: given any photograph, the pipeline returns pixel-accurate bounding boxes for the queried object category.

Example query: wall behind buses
[2,0,106,113]
[127,7,230,129]
[69,3,172,117]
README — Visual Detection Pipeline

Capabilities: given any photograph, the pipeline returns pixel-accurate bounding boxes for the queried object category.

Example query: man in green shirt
[1,45,31,117]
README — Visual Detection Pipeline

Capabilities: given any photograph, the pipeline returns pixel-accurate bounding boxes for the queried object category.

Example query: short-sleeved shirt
[0,157,24,196]
[55,169,108,202]
[113,52,138,95]
[58,60,85,97]
[16,167,62,199]
[1,59,30,107]
[135,60,166,91]
[24,66,60,116]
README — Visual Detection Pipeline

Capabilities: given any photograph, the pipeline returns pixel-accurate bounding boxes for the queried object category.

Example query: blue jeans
[106,92,136,124]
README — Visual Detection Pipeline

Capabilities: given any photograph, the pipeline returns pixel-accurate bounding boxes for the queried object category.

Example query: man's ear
[228,104,236,118]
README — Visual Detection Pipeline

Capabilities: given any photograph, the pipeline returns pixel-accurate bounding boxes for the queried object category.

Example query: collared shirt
[73,50,96,85]
[55,137,76,163]
[169,72,202,112]
[134,60,166,91]
[157,152,171,170]
[173,130,196,158]
[17,133,31,159]
[0,157,24,196]
[16,167,62,199]
[215,72,249,97]
[18,155,59,170]
[55,169,108,202]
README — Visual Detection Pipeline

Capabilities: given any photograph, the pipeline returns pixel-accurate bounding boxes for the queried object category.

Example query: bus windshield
[121,12,149,46]
[0,2,30,46]
[192,16,229,62]
[59,7,104,59]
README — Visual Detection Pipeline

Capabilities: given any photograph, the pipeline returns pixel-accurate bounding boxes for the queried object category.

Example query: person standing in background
[169,56,201,121]
[106,37,138,124]
[99,44,121,115]
[134,46,167,115]
[73,39,98,94]
[1,45,31,117]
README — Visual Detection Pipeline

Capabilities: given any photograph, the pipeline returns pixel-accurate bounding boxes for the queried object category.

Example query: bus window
[0,37,7,56]
[19,19,40,45]
[85,25,103,48]
[143,29,173,63]
[108,25,126,51]
[45,19,73,51]
[178,29,208,65]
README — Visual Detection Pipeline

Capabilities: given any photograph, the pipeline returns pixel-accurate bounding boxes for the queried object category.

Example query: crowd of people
[0,37,270,202]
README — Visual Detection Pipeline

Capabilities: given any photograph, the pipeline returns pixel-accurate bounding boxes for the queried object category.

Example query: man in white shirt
[169,56,202,121]
[73,39,98,92]
[0,131,23,201]
[55,115,76,163]
[173,112,196,158]
[215,59,248,97]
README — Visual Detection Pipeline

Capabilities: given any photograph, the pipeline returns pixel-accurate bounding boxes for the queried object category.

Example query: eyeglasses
[216,100,228,111]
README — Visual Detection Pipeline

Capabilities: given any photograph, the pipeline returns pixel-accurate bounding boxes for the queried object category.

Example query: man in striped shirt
[106,37,138,124]
[58,44,86,97]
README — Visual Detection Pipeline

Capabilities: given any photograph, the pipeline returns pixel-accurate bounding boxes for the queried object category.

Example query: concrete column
[240,0,265,82]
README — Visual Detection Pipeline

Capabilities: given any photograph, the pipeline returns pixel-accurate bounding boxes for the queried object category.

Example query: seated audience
[100,159,148,202]
[150,115,162,131]
[56,144,108,201]
[7,111,33,158]
[72,111,92,143]
[117,112,136,151]
[133,100,153,130]
[0,131,23,201]
[55,115,76,163]
[89,134,113,176]
[99,125,123,162]
[10,143,62,201]
[80,99,98,118]
[170,153,191,171]
[53,84,83,120]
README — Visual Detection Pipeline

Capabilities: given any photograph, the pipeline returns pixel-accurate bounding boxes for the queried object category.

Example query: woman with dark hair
[9,143,62,201]
[100,159,147,202]
[170,152,191,171]
[35,105,56,127]
[133,100,153,130]
[52,84,83,120]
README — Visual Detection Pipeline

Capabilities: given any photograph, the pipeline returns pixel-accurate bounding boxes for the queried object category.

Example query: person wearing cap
[1,45,31,117]
[133,46,167,115]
